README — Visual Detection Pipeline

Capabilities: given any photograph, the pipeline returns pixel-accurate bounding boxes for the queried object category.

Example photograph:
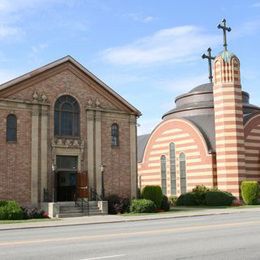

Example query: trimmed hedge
[205,191,235,206]
[141,185,163,208]
[176,185,235,207]
[241,181,260,205]
[176,192,198,206]
[0,201,23,220]
[192,185,210,205]
[130,199,156,213]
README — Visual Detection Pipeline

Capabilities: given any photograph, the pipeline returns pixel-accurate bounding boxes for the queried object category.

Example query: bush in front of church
[141,185,163,208]
[160,195,170,211]
[130,199,156,213]
[241,181,260,205]
[175,185,235,207]
[205,191,235,206]
[176,192,199,206]
[105,194,130,214]
[0,201,23,220]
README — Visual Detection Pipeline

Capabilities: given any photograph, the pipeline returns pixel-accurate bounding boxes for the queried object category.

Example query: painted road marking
[80,254,126,260]
[1,219,260,247]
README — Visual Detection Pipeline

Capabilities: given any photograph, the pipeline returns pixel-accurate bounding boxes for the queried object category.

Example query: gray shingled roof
[137,134,150,163]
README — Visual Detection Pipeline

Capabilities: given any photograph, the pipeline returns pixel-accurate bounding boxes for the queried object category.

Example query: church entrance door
[55,155,78,202]
[76,171,88,199]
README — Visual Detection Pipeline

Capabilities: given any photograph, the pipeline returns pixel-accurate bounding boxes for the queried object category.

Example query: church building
[0,56,141,209]
[138,19,260,198]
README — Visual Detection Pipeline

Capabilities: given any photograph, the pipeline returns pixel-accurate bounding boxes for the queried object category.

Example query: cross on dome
[202,47,215,83]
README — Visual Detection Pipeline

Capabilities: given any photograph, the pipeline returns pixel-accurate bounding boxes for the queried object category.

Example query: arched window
[179,153,187,194]
[170,143,176,195]
[161,155,167,195]
[111,123,119,146]
[54,95,80,137]
[6,114,17,142]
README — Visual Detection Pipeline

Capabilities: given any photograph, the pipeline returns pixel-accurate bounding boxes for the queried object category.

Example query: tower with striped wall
[213,51,245,197]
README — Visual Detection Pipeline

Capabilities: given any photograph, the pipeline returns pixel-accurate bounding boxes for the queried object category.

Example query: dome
[188,83,213,94]
[162,83,258,119]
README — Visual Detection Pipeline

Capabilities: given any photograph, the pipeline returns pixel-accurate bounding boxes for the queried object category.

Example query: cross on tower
[202,47,215,83]
[217,18,231,51]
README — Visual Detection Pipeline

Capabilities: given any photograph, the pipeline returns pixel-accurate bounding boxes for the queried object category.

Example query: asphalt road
[1,212,260,260]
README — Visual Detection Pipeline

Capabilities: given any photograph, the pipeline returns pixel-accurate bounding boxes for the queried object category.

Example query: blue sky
[0,0,260,135]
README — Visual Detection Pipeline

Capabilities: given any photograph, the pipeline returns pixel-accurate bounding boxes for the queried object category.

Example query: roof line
[0,55,141,116]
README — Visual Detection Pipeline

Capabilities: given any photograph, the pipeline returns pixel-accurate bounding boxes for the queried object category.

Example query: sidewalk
[1,206,260,231]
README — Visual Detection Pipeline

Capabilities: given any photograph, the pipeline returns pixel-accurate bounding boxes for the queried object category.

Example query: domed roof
[188,83,213,94]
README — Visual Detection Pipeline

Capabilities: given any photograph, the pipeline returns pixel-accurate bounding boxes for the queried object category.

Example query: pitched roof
[0,55,141,116]
[137,134,150,163]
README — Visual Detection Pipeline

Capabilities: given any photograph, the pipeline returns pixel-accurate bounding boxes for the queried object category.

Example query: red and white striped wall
[213,54,245,197]
[138,118,215,197]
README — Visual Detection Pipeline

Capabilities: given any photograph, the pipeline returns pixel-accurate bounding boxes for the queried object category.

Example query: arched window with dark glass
[111,123,119,146]
[170,143,176,195]
[161,155,167,195]
[54,95,80,137]
[6,114,17,142]
[179,152,187,194]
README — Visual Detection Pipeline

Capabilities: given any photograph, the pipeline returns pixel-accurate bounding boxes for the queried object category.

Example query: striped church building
[137,20,260,198]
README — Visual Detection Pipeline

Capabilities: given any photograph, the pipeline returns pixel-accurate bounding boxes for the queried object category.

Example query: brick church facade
[0,56,141,207]
[138,21,260,198]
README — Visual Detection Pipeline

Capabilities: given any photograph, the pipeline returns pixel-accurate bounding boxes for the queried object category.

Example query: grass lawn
[0,218,60,224]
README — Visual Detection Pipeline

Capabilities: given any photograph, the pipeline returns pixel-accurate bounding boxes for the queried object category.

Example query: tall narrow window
[6,114,17,142]
[54,95,80,137]
[161,155,167,195]
[179,153,187,194]
[170,143,176,195]
[111,123,119,146]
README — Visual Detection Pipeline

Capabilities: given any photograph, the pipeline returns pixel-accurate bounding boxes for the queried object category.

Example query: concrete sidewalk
[1,206,260,231]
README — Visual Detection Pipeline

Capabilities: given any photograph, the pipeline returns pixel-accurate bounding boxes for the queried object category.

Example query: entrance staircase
[57,201,105,218]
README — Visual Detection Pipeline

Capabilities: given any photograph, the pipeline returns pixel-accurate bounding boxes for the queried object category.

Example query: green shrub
[160,195,170,211]
[168,196,178,207]
[130,199,156,213]
[0,201,23,220]
[192,185,210,205]
[205,191,235,206]
[241,181,260,205]
[141,185,163,208]
[176,192,199,206]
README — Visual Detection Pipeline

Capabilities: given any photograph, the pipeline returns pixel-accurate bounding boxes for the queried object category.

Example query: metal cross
[202,47,215,83]
[217,18,231,51]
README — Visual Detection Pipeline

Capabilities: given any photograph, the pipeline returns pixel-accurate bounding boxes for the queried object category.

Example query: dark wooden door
[76,171,88,198]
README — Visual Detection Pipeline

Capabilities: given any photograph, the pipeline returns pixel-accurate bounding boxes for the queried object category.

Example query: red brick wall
[0,109,31,205]
[0,62,134,204]
[101,115,131,198]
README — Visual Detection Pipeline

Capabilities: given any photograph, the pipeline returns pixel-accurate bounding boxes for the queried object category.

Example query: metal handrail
[90,188,103,201]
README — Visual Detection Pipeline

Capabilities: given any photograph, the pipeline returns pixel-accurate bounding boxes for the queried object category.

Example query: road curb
[0,208,257,231]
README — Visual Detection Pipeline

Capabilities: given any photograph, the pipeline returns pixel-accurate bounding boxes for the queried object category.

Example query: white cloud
[101,26,220,66]
[127,13,155,23]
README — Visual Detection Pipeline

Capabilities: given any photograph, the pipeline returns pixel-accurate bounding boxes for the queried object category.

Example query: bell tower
[213,19,245,197]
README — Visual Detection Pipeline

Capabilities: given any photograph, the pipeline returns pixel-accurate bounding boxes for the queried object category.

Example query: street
[0,212,260,259]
